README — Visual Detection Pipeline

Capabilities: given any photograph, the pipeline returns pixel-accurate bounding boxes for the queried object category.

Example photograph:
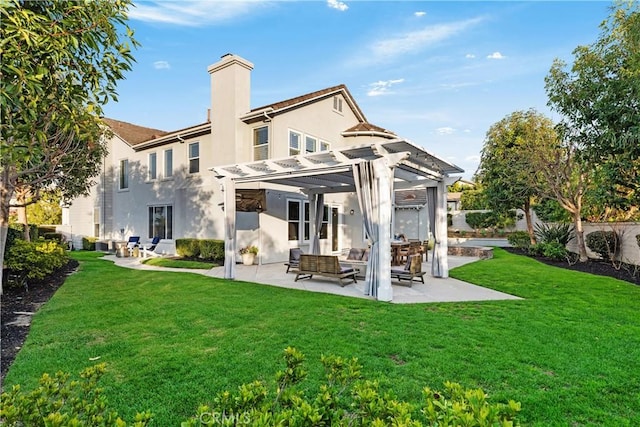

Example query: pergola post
[223,177,236,279]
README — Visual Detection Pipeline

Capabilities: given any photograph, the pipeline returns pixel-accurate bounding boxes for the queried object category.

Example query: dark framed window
[148,205,173,239]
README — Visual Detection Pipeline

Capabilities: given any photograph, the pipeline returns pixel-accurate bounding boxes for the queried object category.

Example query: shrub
[199,239,224,261]
[534,222,575,246]
[586,230,620,261]
[182,347,522,426]
[0,363,152,426]
[176,238,201,258]
[508,231,531,249]
[4,240,68,289]
[466,210,516,231]
[530,241,568,261]
[82,236,97,251]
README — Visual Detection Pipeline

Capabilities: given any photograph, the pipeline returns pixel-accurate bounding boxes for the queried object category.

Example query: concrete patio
[102,253,521,304]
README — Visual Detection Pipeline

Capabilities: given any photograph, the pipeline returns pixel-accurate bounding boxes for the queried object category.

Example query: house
[63,54,462,298]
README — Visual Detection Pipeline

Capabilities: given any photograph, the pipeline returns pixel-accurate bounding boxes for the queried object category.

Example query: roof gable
[102,118,168,145]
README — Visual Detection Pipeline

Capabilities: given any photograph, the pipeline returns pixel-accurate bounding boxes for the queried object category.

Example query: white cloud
[129,1,269,26]
[414,11,426,17]
[367,79,405,97]
[465,155,480,162]
[465,53,476,59]
[436,127,456,135]
[366,17,484,64]
[327,0,348,11]
[153,61,170,70]
[463,129,472,133]
[487,51,506,60]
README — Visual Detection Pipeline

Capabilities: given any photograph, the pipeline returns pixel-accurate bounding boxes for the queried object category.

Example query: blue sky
[104,1,612,179]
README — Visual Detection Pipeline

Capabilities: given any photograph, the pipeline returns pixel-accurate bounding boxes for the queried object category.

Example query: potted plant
[239,245,258,265]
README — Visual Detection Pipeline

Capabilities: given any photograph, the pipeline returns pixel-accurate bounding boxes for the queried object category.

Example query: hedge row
[175,238,224,261]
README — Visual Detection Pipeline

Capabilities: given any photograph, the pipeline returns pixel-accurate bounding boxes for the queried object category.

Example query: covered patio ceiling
[211,139,463,193]
[210,139,463,302]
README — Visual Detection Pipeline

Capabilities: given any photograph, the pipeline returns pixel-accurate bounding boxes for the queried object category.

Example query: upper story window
[119,159,129,190]
[289,130,302,155]
[305,136,317,153]
[188,142,199,174]
[164,149,173,178]
[333,96,343,113]
[254,126,269,160]
[320,140,330,151]
[148,152,157,181]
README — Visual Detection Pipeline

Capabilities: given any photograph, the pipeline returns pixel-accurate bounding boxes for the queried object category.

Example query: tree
[0,0,138,292]
[26,190,63,226]
[545,1,640,213]
[475,110,556,244]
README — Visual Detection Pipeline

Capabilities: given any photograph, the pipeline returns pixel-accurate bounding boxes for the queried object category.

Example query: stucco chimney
[207,54,254,164]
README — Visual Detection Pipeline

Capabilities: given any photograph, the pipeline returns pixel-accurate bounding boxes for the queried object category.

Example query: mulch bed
[2,251,638,384]
[1,259,79,384]
[503,247,640,286]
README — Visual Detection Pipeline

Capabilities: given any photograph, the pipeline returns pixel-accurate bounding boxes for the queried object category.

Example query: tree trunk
[523,197,536,245]
[1,167,17,295]
[573,212,588,262]
[15,188,30,241]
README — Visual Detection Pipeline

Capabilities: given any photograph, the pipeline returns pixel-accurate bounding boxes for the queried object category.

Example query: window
[188,142,199,174]
[333,96,343,113]
[289,130,302,155]
[164,149,173,178]
[148,205,173,239]
[319,205,329,239]
[254,126,269,160]
[119,159,128,189]
[148,153,157,180]
[320,140,330,151]
[303,202,310,241]
[287,200,301,241]
[305,136,317,153]
[93,208,100,238]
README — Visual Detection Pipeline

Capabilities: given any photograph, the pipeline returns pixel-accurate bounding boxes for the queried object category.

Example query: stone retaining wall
[448,245,494,259]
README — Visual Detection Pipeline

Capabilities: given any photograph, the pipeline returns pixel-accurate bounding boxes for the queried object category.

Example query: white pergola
[211,139,463,302]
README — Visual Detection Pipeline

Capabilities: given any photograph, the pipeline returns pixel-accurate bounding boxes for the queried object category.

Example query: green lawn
[4,249,640,426]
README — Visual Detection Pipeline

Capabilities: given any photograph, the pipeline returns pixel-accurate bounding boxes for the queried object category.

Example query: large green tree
[0,0,138,292]
[475,109,556,244]
[545,0,640,213]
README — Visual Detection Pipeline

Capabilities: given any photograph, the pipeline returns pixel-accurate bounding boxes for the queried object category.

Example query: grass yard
[4,249,640,426]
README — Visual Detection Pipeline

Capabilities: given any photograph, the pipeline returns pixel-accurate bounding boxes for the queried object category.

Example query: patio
[104,253,521,304]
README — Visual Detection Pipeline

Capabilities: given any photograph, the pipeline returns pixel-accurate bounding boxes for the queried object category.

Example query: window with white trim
[188,142,199,174]
[303,201,310,241]
[119,159,129,190]
[319,205,329,239]
[320,140,330,151]
[289,130,302,155]
[254,126,269,160]
[148,152,157,180]
[164,149,173,178]
[305,136,317,153]
[148,205,173,239]
[287,200,301,241]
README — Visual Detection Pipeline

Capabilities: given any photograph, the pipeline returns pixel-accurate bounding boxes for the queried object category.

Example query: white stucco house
[63,53,463,300]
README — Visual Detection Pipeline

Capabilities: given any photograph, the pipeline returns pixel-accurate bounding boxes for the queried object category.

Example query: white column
[223,177,236,279]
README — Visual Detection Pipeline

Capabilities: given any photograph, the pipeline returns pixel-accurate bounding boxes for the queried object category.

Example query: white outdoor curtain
[310,193,324,254]
[352,161,379,298]
[223,177,236,279]
[427,184,448,277]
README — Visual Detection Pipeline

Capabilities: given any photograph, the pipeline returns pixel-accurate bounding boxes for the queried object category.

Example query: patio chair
[285,248,303,273]
[126,236,140,257]
[390,254,425,285]
[141,236,162,258]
